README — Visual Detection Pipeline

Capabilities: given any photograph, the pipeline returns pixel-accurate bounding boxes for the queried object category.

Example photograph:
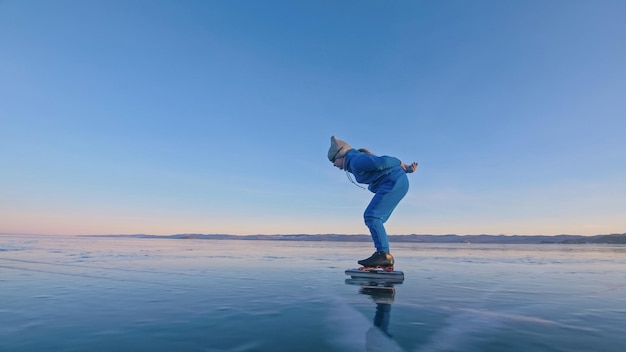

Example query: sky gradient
[2,0,625,236]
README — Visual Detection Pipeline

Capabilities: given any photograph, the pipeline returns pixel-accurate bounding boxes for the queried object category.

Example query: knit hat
[328,136,352,162]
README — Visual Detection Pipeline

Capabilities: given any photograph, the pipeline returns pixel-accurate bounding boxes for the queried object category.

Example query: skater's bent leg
[364,191,389,252]
[364,216,389,253]
[364,176,409,253]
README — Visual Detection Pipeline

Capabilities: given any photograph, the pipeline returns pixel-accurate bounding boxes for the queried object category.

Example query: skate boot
[358,251,395,270]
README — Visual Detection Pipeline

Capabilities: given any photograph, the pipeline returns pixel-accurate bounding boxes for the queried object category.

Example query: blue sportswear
[344,149,403,193]
[344,149,410,253]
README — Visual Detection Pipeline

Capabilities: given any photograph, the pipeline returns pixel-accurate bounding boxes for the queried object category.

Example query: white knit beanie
[327,136,352,162]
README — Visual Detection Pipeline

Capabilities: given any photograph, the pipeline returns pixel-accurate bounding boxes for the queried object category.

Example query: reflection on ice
[327,298,403,352]
[341,276,404,352]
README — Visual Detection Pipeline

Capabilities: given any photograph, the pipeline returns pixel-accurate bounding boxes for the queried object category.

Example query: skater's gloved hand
[401,162,418,173]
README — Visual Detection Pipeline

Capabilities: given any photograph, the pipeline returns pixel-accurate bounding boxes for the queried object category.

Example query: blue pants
[364,172,409,253]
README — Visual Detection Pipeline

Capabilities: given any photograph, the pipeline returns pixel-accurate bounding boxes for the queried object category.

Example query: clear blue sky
[1,0,625,236]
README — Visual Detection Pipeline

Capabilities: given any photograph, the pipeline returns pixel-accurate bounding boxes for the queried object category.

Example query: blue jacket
[344,149,404,193]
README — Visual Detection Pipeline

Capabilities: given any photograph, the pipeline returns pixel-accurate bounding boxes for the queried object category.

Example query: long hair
[357,148,374,155]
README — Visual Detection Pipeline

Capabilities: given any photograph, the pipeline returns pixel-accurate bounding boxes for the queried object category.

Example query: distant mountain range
[85,233,626,244]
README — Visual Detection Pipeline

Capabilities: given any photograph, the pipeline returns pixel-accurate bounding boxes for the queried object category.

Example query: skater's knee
[364,216,381,227]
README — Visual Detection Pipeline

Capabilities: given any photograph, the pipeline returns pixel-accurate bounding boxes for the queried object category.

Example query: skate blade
[345,268,404,281]
[358,266,394,272]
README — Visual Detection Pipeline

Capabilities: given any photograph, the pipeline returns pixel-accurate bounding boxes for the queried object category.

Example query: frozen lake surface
[1,234,625,351]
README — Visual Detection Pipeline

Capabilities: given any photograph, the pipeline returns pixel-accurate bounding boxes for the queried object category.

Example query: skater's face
[333,156,345,170]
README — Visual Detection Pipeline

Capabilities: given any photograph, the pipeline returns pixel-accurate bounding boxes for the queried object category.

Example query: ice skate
[346,251,403,281]
[357,251,395,271]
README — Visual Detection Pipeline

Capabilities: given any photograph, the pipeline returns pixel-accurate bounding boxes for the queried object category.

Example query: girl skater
[328,136,418,268]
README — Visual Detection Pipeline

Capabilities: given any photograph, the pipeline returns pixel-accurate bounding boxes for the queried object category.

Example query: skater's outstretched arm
[401,162,418,173]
